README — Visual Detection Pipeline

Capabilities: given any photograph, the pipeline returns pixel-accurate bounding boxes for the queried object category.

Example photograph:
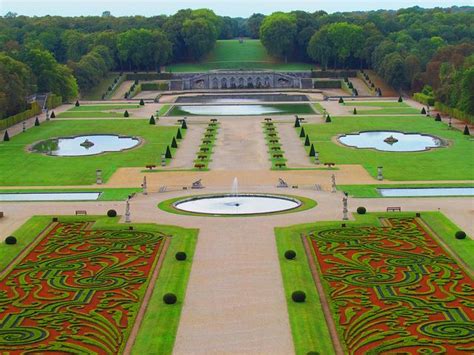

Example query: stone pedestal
[125,200,131,223]
[377,166,383,181]
[342,195,349,220]
[96,169,103,185]
[142,176,148,195]
[331,174,337,193]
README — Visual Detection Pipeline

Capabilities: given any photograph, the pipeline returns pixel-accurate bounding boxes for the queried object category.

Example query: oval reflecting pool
[174,194,302,215]
[32,135,140,156]
[338,131,444,152]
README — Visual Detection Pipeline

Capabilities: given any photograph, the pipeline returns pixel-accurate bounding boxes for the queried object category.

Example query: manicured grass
[167,104,315,116]
[0,120,177,185]
[263,122,288,169]
[302,115,474,180]
[57,111,129,118]
[166,40,313,72]
[194,122,219,170]
[69,104,140,111]
[338,183,474,198]
[57,104,141,118]
[0,188,141,201]
[276,212,472,354]
[312,103,324,114]
[81,73,119,100]
[344,101,419,115]
[158,104,171,116]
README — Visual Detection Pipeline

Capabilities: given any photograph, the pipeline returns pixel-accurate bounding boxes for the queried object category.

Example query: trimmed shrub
[299,127,306,138]
[398,96,403,103]
[165,145,172,159]
[176,128,182,139]
[149,115,156,125]
[50,111,56,118]
[34,117,40,126]
[455,231,467,240]
[413,92,435,106]
[357,206,367,215]
[75,100,80,107]
[294,117,300,128]
[353,108,357,115]
[181,120,188,129]
[107,209,117,217]
[464,125,470,136]
[3,130,9,141]
[163,293,177,304]
[435,113,442,121]
[124,110,129,118]
[338,97,344,104]
[292,291,306,303]
[421,107,426,115]
[284,250,296,260]
[139,99,145,106]
[309,144,316,157]
[171,137,178,148]
[175,252,187,261]
[325,115,332,123]
[304,135,310,146]
[5,236,17,245]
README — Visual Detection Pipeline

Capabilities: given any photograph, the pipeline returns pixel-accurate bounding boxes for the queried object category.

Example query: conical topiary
[149,115,156,125]
[181,120,187,129]
[3,130,10,141]
[35,117,40,126]
[309,144,316,157]
[435,113,441,121]
[75,100,80,107]
[294,116,300,128]
[326,114,332,123]
[124,110,129,117]
[165,145,172,159]
[171,137,178,148]
[176,128,182,139]
[338,97,344,104]
[464,125,470,136]
[300,127,306,138]
[421,107,426,115]
[353,108,357,115]
[398,96,403,102]
[304,135,310,146]
[139,99,145,106]
[50,111,55,118]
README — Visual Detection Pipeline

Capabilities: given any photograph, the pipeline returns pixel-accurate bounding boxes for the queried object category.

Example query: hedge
[413,92,435,106]
[434,102,474,124]
[46,94,63,109]
[140,82,170,91]
[313,80,342,89]
[125,73,173,81]
[0,102,41,130]
[311,70,356,78]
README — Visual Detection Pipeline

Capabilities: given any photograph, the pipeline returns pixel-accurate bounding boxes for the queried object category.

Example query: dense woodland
[0,6,473,119]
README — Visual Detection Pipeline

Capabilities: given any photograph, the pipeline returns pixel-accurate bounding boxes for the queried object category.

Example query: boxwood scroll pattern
[307,218,474,354]
[0,221,167,353]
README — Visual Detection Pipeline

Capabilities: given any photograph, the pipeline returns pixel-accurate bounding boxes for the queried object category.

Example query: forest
[0,6,473,119]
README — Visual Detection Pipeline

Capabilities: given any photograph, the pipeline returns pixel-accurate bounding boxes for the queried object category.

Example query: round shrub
[285,250,296,260]
[5,236,17,245]
[107,209,117,217]
[292,291,306,303]
[175,252,187,261]
[455,231,467,240]
[163,293,177,304]
[357,207,367,215]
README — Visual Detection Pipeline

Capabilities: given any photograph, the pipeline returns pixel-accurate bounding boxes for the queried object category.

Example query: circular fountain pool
[32,134,140,156]
[338,131,444,152]
[173,194,302,215]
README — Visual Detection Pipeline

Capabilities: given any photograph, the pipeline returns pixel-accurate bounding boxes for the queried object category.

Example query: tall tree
[260,12,297,62]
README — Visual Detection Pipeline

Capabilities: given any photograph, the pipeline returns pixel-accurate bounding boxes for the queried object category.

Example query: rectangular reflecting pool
[378,187,474,197]
[175,94,309,103]
[0,192,101,201]
[167,104,315,116]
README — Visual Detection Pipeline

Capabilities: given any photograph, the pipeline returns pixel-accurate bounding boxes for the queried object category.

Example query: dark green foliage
[181,120,187,129]
[421,107,426,115]
[284,250,296,260]
[435,113,442,121]
[455,231,467,240]
[304,135,310,146]
[50,111,55,118]
[171,137,178,148]
[165,145,172,159]
[338,97,344,104]
[325,115,331,123]
[139,99,145,106]
[464,125,470,135]
[3,130,9,141]
[398,96,403,102]
[124,110,129,118]
[353,108,357,115]
[75,100,80,107]
[5,236,17,245]
[294,117,300,128]
[107,209,117,217]
[299,127,306,138]
[176,128,182,139]
[175,252,187,261]
[291,291,306,303]
[34,117,40,126]
[149,115,156,125]
[357,207,367,215]
[163,293,177,304]
[309,144,316,157]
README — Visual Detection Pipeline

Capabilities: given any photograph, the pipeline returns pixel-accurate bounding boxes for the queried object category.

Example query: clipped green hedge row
[311,70,357,78]
[46,94,63,109]
[313,80,342,89]
[413,92,435,106]
[0,101,41,130]
[126,73,173,81]
[141,82,170,91]
[435,102,474,124]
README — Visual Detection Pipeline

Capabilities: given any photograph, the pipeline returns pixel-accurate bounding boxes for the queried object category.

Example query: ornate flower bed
[0,221,167,353]
[308,217,474,354]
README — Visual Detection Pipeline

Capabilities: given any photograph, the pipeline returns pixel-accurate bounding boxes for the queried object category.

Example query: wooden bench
[275,163,286,169]
[386,207,401,212]
[194,164,206,170]
[145,164,156,170]
[75,210,87,215]
[0,212,4,218]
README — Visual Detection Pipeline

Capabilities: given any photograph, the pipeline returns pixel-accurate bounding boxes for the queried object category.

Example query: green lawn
[81,73,118,100]
[0,188,141,200]
[0,215,198,355]
[0,120,178,186]
[338,183,474,198]
[301,115,474,180]
[57,104,141,118]
[344,101,420,115]
[68,104,141,111]
[167,104,315,116]
[276,212,472,354]
[166,40,314,72]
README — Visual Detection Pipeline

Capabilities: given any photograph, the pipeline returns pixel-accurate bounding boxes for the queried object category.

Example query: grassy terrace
[338,183,474,198]
[57,104,141,118]
[301,115,474,180]
[0,188,141,201]
[166,40,313,72]
[276,212,473,354]
[81,73,118,100]
[0,120,177,186]
[343,101,420,115]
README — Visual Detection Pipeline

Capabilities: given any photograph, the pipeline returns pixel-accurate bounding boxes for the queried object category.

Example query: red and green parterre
[0,221,167,353]
[308,217,474,354]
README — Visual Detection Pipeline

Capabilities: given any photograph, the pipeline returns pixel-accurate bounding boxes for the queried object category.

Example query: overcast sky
[2,0,472,17]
